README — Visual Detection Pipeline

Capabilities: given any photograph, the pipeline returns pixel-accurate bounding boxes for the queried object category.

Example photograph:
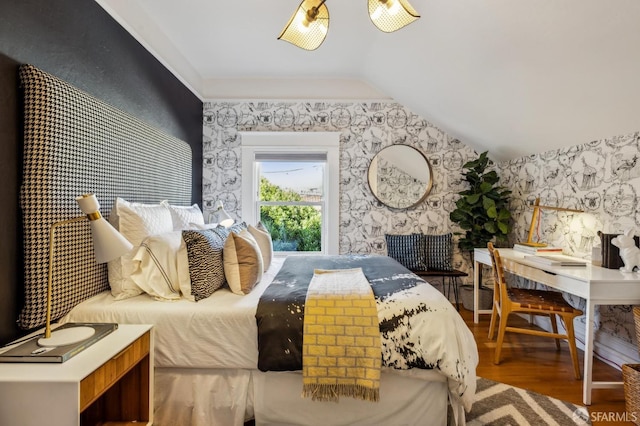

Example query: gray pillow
[385,233,427,271]
[424,233,453,271]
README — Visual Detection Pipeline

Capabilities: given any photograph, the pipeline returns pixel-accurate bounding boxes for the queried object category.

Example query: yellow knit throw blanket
[302,268,381,402]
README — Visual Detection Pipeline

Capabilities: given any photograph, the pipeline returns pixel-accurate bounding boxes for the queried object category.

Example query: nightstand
[0,324,153,426]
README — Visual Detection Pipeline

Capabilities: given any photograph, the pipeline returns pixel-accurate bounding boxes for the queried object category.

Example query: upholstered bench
[412,269,468,311]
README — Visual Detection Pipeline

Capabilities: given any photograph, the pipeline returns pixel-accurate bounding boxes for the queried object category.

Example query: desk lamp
[212,200,234,228]
[37,194,133,347]
[521,197,583,248]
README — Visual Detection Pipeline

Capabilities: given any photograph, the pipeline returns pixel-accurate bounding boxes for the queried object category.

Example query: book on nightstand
[513,243,564,255]
[0,323,118,363]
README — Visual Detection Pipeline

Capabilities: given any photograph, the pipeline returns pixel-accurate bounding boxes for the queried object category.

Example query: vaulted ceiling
[97,0,640,162]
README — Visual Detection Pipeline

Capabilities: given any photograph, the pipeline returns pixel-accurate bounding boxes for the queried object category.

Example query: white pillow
[248,222,273,272]
[130,231,191,301]
[108,197,174,300]
[191,222,219,230]
[223,230,263,295]
[162,201,205,230]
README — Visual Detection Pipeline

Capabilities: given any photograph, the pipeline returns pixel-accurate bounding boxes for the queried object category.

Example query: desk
[473,247,640,405]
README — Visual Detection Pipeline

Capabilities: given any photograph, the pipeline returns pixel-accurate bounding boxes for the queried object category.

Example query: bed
[18,64,478,426]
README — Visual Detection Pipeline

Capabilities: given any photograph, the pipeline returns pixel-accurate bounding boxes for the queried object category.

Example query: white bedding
[61,257,285,368]
[61,255,476,425]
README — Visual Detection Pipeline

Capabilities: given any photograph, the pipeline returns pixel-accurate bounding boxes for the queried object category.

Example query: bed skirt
[153,368,449,426]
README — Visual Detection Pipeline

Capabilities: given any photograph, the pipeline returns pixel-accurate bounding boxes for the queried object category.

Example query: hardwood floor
[462,306,634,425]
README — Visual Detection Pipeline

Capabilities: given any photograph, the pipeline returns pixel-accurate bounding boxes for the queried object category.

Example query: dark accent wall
[0,0,203,344]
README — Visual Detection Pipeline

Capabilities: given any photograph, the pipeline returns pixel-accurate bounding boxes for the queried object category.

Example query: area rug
[465,377,591,425]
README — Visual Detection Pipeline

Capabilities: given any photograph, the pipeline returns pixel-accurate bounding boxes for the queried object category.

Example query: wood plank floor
[462,306,634,425]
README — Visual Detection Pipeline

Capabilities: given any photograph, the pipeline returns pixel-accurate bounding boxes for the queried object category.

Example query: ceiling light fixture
[368,0,420,33]
[279,0,420,50]
[278,0,330,51]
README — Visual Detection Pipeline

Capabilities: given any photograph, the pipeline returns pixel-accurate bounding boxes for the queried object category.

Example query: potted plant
[449,151,512,253]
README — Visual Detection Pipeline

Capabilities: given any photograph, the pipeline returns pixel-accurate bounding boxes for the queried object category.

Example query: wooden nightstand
[0,324,153,426]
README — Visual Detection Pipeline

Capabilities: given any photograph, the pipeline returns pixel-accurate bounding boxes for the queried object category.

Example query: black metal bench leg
[450,276,460,311]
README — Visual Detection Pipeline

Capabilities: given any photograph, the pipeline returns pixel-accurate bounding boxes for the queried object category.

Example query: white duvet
[61,258,285,369]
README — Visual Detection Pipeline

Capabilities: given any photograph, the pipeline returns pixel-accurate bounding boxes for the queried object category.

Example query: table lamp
[37,194,133,347]
[521,197,583,247]
[212,200,234,228]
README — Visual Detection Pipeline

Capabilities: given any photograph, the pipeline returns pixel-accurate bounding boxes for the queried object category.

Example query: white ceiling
[97,0,640,162]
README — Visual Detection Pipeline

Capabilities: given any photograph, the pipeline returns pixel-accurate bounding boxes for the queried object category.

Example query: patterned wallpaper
[203,100,640,366]
[498,131,640,360]
[202,101,477,273]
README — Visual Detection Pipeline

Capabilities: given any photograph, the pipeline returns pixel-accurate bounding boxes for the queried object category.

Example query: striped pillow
[385,233,427,271]
[424,233,453,271]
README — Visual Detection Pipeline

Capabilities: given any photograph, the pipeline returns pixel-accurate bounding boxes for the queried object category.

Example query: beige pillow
[248,222,273,271]
[223,230,263,295]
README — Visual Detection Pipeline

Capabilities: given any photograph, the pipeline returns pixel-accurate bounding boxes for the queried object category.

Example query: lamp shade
[213,200,235,228]
[278,0,329,50]
[368,0,420,33]
[76,194,133,263]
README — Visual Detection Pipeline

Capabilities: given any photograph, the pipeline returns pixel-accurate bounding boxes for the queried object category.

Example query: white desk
[473,247,640,405]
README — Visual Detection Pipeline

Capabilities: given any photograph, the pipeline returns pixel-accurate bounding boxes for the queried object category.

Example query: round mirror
[367,145,433,209]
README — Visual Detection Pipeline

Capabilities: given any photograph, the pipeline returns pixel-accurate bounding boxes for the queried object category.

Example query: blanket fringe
[302,384,380,403]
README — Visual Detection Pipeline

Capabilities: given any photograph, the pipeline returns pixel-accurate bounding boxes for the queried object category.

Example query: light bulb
[387,0,401,16]
[295,9,311,32]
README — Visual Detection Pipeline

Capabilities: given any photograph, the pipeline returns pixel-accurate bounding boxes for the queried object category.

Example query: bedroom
[1,0,639,425]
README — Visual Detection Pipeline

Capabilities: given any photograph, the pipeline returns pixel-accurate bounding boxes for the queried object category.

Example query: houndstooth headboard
[18,64,192,330]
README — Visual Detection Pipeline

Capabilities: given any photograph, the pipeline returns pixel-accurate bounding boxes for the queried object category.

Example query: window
[241,132,339,255]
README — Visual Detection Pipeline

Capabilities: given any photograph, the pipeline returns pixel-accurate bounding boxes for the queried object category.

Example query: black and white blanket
[255,255,478,413]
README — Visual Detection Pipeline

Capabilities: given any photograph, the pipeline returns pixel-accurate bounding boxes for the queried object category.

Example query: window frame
[240,132,340,255]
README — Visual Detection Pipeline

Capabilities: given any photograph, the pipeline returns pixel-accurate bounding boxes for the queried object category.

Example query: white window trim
[240,132,340,255]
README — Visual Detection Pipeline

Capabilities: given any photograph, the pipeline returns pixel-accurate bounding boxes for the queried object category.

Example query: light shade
[368,0,420,33]
[214,200,235,228]
[38,194,133,347]
[278,0,329,51]
[76,194,133,263]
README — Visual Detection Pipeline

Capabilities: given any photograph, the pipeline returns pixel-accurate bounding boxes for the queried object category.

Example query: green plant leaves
[449,151,512,251]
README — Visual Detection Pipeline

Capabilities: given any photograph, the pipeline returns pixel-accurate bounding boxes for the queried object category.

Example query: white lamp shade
[213,200,235,228]
[76,194,133,263]
[218,209,234,228]
[89,218,133,263]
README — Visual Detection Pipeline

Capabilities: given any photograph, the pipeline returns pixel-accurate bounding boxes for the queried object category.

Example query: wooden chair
[487,242,583,379]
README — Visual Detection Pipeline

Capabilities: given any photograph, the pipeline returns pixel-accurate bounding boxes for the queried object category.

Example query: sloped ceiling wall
[96,0,640,162]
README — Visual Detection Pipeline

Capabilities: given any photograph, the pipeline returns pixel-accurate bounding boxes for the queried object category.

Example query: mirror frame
[367,145,433,209]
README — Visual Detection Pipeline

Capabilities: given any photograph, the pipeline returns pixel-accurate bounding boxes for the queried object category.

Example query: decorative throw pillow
[248,222,273,272]
[192,222,219,230]
[162,200,205,230]
[130,231,190,301]
[108,197,173,300]
[223,230,264,295]
[424,233,453,271]
[229,221,248,234]
[182,230,226,301]
[385,233,427,271]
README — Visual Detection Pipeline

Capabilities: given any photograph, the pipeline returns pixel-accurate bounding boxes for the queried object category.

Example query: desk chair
[487,242,583,379]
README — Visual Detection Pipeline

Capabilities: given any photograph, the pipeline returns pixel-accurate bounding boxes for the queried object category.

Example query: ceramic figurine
[611,229,640,273]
